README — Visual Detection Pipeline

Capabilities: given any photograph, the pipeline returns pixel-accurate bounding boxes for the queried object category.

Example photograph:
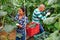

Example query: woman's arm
[16,23,22,28]
[26,17,29,23]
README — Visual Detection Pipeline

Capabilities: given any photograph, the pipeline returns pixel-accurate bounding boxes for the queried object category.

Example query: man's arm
[33,10,47,20]
[38,13,47,20]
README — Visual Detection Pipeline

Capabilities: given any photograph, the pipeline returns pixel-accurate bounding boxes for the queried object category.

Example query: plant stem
[59,18,60,30]
[2,16,5,27]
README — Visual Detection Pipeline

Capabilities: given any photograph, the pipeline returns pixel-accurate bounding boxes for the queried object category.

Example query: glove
[46,12,51,16]
[16,23,22,28]
[16,23,19,26]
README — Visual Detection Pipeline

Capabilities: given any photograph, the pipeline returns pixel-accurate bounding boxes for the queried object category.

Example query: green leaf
[0,10,7,16]
[43,17,56,25]
[54,22,59,30]
[4,24,17,33]
[16,33,23,38]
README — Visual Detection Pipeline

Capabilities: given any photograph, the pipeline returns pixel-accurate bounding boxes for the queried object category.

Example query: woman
[15,6,29,40]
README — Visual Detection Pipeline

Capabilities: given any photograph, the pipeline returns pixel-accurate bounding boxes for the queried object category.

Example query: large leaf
[16,33,23,38]
[0,10,7,16]
[50,14,57,17]
[48,0,57,5]
[45,30,60,40]
[4,24,17,33]
[56,14,60,18]
[43,17,56,25]
[54,22,59,29]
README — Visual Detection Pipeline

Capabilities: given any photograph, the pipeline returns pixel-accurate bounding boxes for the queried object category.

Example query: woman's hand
[16,23,22,28]
[18,24,22,28]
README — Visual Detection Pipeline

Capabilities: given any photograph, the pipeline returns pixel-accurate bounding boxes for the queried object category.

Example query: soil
[0,30,8,40]
[27,37,34,40]
[26,36,34,40]
[8,30,16,40]
[0,30,16,40]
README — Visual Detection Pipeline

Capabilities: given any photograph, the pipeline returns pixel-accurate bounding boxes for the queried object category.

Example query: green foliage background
[0,0,60,32]
[0,0,60,40]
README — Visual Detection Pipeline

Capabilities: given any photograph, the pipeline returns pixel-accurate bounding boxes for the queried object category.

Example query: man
[32,4,50,33]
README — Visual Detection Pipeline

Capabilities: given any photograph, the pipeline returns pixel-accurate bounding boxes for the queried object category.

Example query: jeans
[16,37,20,40]
[40,24,44,33]
[16,29,25,40]
[16,32,25,40]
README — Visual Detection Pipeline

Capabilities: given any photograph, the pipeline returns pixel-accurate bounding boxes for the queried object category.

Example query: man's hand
[46,12,51,16]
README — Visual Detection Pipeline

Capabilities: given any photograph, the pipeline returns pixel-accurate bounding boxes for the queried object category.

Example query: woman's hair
[20,6,27,16]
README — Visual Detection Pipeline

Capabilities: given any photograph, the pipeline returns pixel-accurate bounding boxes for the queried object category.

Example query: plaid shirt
[15,14,28,34]
[32,8,47,24]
